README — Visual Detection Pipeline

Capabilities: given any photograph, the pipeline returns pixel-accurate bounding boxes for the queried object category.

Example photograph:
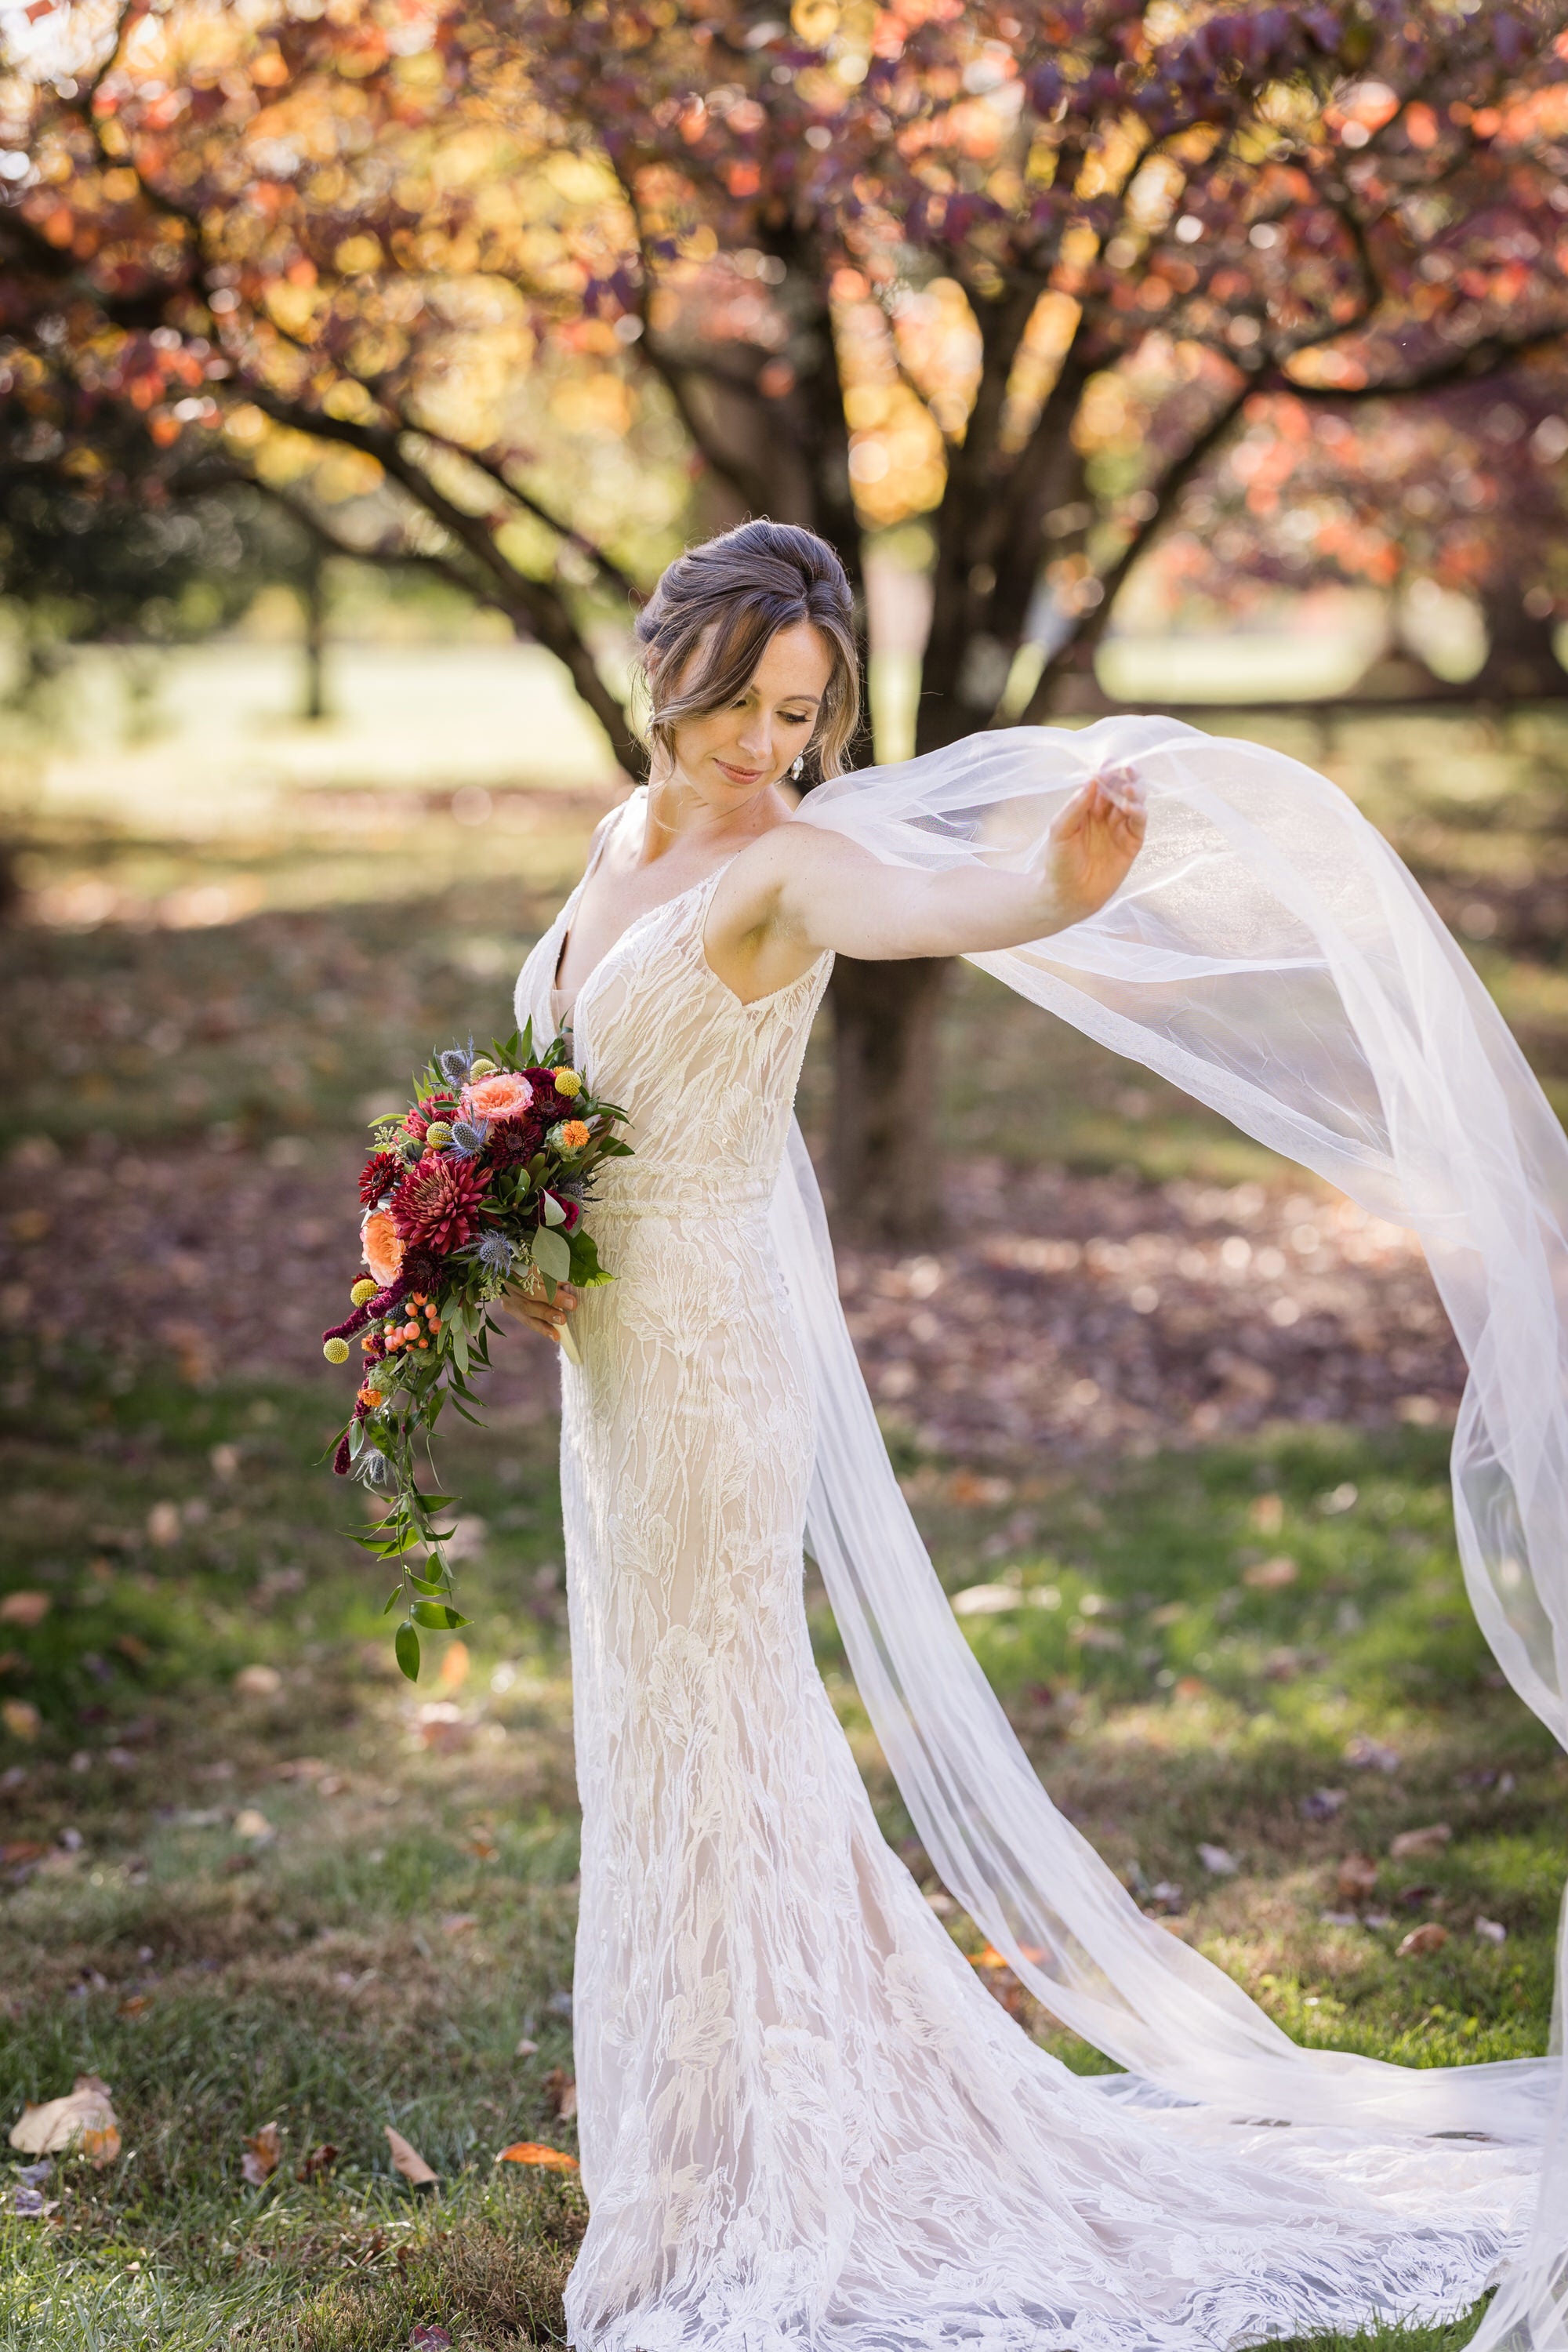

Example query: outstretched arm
[708,767,1147,999]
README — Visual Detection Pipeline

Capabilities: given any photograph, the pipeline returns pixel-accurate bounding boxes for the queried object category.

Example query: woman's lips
[716,760,764,782]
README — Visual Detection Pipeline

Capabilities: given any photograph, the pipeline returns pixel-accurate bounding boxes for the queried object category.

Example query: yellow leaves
[792,0,839,40]
[550,373,633,437]
[9,2076,121,2169]
[322,379,378,422]
[335,233,384,275]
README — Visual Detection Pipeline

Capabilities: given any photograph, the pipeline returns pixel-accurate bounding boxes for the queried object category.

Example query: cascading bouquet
[321,1023,630,1680]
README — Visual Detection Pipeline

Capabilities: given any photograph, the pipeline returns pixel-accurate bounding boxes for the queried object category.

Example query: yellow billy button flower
[323,1338,350,1364]
[424,1120,454,1149]
[350,1278,379,1305]
[550,1067,583,1098]
[469,1056,498,1078]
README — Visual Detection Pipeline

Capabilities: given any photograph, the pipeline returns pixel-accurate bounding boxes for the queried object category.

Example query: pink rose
[461,1071,535,1123]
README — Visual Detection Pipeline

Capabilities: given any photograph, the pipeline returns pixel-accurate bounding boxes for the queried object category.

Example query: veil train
[764,717,1568,2352]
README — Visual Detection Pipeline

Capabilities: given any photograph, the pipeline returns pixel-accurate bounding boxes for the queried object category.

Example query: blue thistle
[475,1230,515,1276]
[437,1038,476,1084]
[448,1117,490,1157]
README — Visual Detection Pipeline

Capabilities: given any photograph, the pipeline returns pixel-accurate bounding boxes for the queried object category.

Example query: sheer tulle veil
[765,716,1567,2352]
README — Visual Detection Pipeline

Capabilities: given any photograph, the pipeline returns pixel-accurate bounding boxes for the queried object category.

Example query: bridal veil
[766,717,1567,2352]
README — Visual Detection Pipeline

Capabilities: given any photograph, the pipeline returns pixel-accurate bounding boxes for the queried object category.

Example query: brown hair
[633,520,862,785]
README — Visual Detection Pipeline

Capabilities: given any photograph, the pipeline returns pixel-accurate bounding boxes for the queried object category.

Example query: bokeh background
[4,3,1568,2347]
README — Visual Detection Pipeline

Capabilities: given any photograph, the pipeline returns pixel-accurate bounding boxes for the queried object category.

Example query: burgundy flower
[358,1149,401,1208]
[488,1112,545,1167]
[390,1152,490,1255]
[522,1071,570,1124]
[540,1189,582,1234]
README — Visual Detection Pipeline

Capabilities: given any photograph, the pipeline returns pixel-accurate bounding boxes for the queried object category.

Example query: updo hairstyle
[633,519,862,785]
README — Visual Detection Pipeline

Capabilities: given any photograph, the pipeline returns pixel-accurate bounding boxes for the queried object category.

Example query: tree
[6,1,1568,1232]
[1134,372,1568,699]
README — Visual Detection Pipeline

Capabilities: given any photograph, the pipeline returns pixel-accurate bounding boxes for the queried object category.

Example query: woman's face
[666,621,835,804]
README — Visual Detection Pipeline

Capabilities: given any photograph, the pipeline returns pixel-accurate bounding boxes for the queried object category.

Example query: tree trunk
[1472,590,1568,700]
[299,548,329,722]
[826,953,950,1242]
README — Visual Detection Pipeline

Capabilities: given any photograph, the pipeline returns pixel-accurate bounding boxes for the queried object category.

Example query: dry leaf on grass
[1396,1922,1450,1958]
[232,1809,274,1844]
[1241,1556,1297,1591]
[1335,1853,1380,1904]
[241,2121,281,2186]
[234,1664,282,1698]
[297,2143,339,2182]
[440,1913,477,1937]
[1389,1823,1452,1860]
[409,2326,453,2349]
[385,2125,437,2187]
[1475,1916,1508,1945]
[495,2141,579,2172]
[0,1592,49,1627]
[2,1700,40,1742]
[514,2037,539,2059]
[1196,1843,1239,1876]
[543,2067,579,2122]
[9,2075,121,2167]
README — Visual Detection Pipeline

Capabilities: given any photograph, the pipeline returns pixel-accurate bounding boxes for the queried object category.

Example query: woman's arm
[707,769,1147,998]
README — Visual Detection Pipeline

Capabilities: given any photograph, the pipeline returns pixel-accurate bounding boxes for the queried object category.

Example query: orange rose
[361,1210,404,1288]
[461,1071,534,1123]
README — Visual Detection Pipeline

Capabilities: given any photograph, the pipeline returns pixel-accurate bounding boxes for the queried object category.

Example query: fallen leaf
[2,1700,40,1743]
[409,2330,453,2350]
[1196,1843,1239,1875]
[435,1640,470,1692]
[1345,1733,1401,1773]
[0,1842,47,1869]
[1388,1823,1452,1860]
[1300,1788,1347,1822]
[1247,1493,1285,1534]
[1475,1916,1508,1945]
[10,2183,58,2217]
[441,1913,477,1937]
[1242,1555,1297,1591]
[385,2125,437,2187]
[9,2075,121,2166]
[234,1665,282,1698]
[297,2143,339,2182]
[117,1994,151,2019]
[147,1501,182,1547]
[1336,1853,1380,1904]
[0,1593,49,1628]
[241,2121,281,2187]
[1396,1881,1438,1910]
[543,2067,578,2122]
[232,1809,274,1844]
[495,2141,579,2172]
[514,2037,539,2059]
[1396,1922,1450,1958]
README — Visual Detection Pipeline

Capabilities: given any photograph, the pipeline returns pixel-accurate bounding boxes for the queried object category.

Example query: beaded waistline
[590,1163,776,1220]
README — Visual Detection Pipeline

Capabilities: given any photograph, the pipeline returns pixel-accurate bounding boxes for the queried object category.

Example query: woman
[507,521,1554,2352]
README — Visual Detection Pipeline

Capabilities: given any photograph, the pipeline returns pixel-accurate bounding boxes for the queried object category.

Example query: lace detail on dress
[510,873,1534,2352]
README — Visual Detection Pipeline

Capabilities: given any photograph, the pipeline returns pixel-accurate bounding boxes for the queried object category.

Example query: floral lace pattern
[513,833,1533,2352]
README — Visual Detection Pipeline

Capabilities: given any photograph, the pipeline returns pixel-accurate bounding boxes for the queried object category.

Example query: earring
[791,755,805,781]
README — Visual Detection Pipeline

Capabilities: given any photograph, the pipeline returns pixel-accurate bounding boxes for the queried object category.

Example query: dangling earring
[791,754,805,781]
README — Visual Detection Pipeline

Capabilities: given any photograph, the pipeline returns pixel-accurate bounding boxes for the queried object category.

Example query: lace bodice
[514,803,832,1218]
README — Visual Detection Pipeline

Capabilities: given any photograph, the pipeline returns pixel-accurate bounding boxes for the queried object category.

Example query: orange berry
[418,1338,430,1350]
[428,1315,441,1331]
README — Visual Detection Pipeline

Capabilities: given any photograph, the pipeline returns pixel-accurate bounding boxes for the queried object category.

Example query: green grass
[1,1356,1558,2344]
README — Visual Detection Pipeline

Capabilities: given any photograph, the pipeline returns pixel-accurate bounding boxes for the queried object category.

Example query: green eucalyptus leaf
[540,1191,567,1228]
[410,1599,471,1631]
[532,1225,572,1283]
[394,1621,421,1682]
[383,1584,405,1615]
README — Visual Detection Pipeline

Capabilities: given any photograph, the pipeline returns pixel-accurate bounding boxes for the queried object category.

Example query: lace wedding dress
[514,778,1541,2352]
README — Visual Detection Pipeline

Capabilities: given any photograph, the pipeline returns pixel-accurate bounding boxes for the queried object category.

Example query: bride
[506,521,1560,2352]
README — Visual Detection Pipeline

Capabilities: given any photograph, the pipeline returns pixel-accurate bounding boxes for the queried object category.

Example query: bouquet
[321,1022,630,1680]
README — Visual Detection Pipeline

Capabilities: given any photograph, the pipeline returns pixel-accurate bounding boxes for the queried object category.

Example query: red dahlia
[358,1149,401,1207]
[390,1152,491,1255]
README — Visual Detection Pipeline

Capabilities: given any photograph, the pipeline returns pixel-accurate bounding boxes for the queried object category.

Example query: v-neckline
[548,792,739,1037]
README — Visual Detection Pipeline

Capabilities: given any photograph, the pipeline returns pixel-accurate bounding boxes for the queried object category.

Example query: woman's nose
[735,711,774,762]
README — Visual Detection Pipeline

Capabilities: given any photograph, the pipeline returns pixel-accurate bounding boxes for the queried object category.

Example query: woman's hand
[499,1279,578,1344]
[1037,764,1147,928]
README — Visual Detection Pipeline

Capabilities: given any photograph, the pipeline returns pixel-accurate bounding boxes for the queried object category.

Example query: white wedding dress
[514,773,1545,2352]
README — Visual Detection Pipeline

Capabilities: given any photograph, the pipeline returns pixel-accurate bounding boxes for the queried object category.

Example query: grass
[2,699,1566,2344]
